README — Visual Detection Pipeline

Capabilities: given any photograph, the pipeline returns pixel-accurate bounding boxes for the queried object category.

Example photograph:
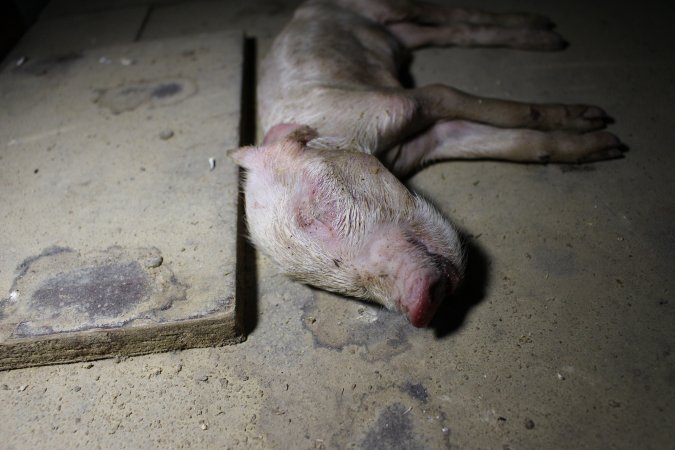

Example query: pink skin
[401,258,461,327]
[232,129,465,327]
[405,273,443,327]
[356,215,462,327]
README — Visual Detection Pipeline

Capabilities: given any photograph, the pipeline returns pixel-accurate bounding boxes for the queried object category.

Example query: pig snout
[401,255,461,327]
[360,229,462,327]
[229,130,464,327]
[403,269,447,328]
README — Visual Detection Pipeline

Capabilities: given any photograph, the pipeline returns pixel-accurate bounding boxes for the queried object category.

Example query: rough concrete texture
[0,31,244,367]
[1,0,674,448]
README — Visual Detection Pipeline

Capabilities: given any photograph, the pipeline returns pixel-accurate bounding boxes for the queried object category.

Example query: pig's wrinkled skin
[230,0,624,327]
[232,127,463,327]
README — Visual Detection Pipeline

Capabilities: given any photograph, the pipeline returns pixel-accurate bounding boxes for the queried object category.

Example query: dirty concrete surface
[1,0,674,448]
[0,31,243,367]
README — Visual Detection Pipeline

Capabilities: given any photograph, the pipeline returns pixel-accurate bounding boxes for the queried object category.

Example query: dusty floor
[1,0,674,448]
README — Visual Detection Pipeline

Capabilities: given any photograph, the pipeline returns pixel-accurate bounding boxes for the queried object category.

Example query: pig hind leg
[386,2,565,50]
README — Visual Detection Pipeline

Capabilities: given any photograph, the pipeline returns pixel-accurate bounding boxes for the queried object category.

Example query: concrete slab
[141,0,302,41]
[0,31,244,370]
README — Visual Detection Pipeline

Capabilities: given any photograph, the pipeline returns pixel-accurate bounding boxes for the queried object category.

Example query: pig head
[230,127,463,327]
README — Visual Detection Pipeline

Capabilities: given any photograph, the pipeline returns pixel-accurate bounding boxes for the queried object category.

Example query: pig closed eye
[404,233,428,253]
[405,232,461,294]
[430,253,461,295]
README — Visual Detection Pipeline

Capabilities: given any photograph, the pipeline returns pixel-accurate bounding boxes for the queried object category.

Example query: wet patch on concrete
[1,246,185,337]
[361,403,422,450]
[31,261,149,319]
[301,291,411,361]
[346,387,452,449]
[94,78,196,114]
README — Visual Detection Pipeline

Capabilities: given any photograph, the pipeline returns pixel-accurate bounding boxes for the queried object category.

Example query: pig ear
[285,126,318,144]
[263,124,318,145]
[227,138,308,170]
[226,146,259,169]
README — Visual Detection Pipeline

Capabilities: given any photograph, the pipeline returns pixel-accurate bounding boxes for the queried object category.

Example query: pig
[229,0,624,327]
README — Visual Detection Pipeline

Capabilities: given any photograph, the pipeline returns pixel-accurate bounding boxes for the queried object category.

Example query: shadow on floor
[237,36,259,335]
[432,237,491,338]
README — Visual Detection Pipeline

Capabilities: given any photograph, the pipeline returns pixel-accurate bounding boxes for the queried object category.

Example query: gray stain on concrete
[2,246,188,338]
[402,382,428,403]
[31,261,149,319]
[95,78,196,114]
[361,403,422,450]
[151,82,182,98]
[301,291,412,360]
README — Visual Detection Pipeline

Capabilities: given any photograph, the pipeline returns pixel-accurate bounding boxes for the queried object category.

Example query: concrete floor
[1,0,674,448]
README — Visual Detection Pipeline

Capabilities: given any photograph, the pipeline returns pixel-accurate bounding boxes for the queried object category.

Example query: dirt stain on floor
[94,78,197,114]
[301,290,412,361]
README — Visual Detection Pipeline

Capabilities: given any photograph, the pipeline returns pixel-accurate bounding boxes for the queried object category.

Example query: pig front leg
[411,84,613,132]
[383,120,623,177]
[378,85,624,176]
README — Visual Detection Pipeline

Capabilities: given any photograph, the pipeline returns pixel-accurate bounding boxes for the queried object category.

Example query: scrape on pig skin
[230,127,464,327]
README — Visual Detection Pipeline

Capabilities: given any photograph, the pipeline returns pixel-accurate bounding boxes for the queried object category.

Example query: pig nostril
[407,276,447,328]
[401,258,462,327]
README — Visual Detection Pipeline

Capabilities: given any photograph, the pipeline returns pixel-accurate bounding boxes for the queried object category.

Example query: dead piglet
[230,128,464,327]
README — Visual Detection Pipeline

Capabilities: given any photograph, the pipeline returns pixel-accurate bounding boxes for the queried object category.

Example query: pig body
[231,0,623,327]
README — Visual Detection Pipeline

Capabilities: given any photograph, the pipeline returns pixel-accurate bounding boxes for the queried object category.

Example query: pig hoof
[580,146,628,162]
[581,106,610,121]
